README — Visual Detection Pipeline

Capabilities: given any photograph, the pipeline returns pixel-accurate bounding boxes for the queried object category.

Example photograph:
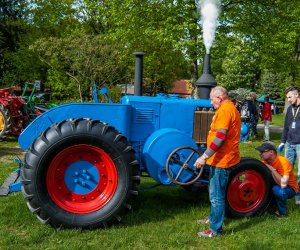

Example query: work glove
[278,143,285,153]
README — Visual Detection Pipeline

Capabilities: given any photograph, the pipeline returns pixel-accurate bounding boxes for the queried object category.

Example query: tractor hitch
[0,157,23,196]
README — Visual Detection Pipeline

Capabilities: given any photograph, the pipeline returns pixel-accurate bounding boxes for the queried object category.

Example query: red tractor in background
[0,83,45,140]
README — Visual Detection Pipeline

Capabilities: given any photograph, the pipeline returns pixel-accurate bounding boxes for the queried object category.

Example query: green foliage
[47,65,78,100]
[30,34,127,101]
[1,0,300,97]
[216,39,259,90]
[256,70,282,100]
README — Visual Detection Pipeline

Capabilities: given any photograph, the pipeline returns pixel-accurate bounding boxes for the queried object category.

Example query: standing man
[256,142,298,216]
[250,92,261,138]
[194,86,241,238]
[261,96,272,141]
[278,86,300,204]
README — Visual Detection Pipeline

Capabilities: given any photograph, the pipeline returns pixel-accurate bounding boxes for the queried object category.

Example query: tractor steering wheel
[166,146,204,186]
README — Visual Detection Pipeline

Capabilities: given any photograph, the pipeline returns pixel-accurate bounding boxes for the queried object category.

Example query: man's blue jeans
[208,166,231,234]
[285,143,300,189]
[272,185,296,215]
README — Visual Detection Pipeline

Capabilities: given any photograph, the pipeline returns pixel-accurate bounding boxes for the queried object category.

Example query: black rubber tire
[225,157,273,218]
[21,118,140,229]
[0,104,12,139]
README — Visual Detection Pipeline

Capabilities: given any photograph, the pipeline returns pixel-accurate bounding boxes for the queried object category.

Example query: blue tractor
[17,53,273,229]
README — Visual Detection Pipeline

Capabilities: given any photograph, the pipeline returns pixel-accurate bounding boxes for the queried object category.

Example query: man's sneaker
[197,229,218,238]
[295,195,300,205]
[274,211,285,217]
[196,218,210,225]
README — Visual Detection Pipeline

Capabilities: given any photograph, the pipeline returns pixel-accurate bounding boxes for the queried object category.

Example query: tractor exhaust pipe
[196,54,217,99]
[133,52,144,96]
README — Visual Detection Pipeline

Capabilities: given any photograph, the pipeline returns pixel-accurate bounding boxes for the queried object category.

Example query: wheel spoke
[174,166,185,181]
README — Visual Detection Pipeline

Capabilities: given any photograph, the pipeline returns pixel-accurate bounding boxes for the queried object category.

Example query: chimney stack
[195,54,217,99]
[133,52,144,96]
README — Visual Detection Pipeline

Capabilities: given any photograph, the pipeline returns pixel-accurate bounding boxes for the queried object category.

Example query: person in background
[278,86,300,204]
[261,96,272,141]
[240,95,257,141]
[249,92,261,138]
[256,142,298,216]
[194,86,241,238]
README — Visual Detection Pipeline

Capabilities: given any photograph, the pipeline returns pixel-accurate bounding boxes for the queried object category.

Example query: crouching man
[256,142,299,216]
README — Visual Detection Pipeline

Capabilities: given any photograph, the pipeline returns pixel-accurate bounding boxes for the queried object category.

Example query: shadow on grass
[0,147,24,158]
[122,180,211,227]
[224,215,269,234]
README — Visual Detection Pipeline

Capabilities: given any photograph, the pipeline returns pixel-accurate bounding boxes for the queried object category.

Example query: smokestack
[196,54,217,99]
[133,52,144,96]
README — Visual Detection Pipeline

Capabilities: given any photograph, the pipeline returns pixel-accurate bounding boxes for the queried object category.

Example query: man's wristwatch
[201,154,208,161]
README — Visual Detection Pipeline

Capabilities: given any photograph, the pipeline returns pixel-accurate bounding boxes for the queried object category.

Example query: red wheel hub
[227,170,266,213]
[46,144,118,214]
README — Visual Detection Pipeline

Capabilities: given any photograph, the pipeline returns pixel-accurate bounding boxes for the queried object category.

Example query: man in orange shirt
[194,86,241,237]
[256,142,298,216]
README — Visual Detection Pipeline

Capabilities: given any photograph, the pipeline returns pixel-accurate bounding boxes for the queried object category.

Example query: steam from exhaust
[200,0,220,54]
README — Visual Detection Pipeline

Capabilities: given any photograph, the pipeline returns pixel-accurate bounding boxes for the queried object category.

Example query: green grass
[1,128,300,249]
[270,113,285,127]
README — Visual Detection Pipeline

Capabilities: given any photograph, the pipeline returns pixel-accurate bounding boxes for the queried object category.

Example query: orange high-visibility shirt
[263,155,299,193]
[206,100,241,168]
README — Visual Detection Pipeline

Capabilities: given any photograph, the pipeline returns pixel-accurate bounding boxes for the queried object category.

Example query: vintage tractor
[16,53,273,229]
[0,87,27,139]
[0,83,48,140]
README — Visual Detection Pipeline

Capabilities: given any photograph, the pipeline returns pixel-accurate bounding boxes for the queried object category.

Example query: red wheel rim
[46,144,118,214]
[227,170,266,213]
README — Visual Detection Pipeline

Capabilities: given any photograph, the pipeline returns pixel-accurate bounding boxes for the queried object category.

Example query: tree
[30,34,128,101]
[215,38,260,90]
[0,0,28,85]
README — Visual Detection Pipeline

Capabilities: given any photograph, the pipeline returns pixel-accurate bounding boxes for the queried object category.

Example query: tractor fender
[18,102,132,150]
[142,128,198,185]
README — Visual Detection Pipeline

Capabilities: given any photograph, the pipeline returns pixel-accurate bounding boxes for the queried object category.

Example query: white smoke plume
[200,0,221,54]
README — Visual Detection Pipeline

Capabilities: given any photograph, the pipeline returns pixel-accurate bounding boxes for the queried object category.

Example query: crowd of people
[236,92,273,142]
[194,86,300,238]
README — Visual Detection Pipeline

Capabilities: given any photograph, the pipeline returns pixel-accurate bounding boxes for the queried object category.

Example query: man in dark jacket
[278,86,300,204]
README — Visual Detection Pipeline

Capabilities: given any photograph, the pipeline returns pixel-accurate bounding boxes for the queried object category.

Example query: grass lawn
[1,127,300,249]
[270,113,285,127]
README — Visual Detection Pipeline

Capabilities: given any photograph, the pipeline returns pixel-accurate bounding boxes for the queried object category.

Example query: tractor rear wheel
[21,119,140,229]
[225,158,273,218]
[0,104,11,139]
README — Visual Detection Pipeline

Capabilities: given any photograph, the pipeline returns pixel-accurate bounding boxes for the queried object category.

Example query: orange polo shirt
[206,100,241,168]
[262,155,299,193]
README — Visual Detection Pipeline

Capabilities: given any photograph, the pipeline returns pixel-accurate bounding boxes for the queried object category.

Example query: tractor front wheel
[21,119,140,229]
